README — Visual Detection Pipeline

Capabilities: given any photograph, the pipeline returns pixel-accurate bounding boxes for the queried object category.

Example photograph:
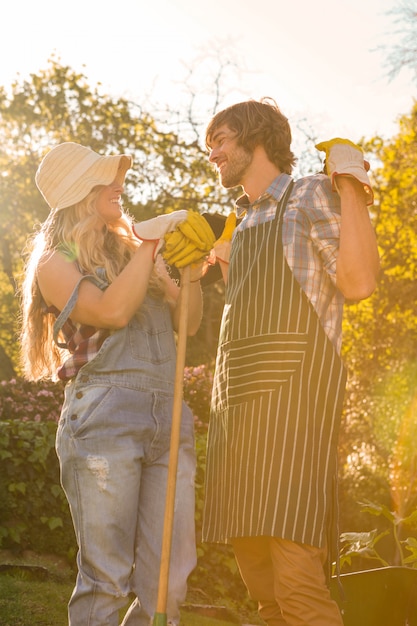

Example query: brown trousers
[231,536,344,626]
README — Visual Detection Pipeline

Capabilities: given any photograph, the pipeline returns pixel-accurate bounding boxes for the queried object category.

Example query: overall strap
[53,274,104,347]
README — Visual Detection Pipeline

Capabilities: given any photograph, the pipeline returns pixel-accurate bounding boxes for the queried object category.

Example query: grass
[0,576,71,626]
[0,552,254,626]
[0,575,240,626]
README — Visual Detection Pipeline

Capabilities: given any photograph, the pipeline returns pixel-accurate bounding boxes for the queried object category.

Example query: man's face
[208,124,253,189]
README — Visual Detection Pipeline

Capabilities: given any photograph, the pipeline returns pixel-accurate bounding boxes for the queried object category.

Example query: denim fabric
[56,295,196,626]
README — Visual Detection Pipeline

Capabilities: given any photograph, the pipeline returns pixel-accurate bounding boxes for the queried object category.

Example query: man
[203,98,380,626]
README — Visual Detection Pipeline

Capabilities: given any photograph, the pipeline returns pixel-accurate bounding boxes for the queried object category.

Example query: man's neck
[241,147,282,202]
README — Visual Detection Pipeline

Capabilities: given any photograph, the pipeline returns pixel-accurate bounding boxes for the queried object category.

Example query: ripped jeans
[56,379,196,626]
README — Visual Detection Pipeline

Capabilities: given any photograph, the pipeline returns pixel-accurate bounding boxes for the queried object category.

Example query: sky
[1,0,415,147]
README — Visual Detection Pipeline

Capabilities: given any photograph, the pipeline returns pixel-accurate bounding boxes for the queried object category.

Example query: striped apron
[202,182,346,548]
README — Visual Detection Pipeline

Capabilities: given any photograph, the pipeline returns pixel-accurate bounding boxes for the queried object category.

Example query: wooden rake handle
[153,264,191,626]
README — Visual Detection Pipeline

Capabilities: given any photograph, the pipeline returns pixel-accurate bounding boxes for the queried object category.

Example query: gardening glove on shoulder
[213,211,237,265]
[315,138,374,205]
[163,210,216,272]
[132,210,188,259]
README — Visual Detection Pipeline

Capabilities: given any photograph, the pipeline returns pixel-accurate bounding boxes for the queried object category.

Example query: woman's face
[95,179,124,224]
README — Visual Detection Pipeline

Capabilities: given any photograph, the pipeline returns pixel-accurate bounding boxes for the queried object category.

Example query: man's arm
[335,176,380,300]
[315,138,380,301]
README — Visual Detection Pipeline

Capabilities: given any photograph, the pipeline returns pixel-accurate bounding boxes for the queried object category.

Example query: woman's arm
[37,240,156,329]
[149,256,203,336]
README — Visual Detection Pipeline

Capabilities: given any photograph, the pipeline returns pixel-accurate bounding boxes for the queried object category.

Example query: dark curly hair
[205,97,297,174]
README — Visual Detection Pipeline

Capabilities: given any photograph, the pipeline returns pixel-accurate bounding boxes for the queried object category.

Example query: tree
[380,0,417,84]
[339,104,417,529]
[3,55,417,535]
[0,58,234,374]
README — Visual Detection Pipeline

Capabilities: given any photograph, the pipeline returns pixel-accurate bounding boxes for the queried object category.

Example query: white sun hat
[35,142,132,211]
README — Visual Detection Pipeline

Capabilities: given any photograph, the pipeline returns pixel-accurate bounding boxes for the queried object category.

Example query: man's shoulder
[285,173,340,223]
[291,173,335,203]
[294,172,330,190]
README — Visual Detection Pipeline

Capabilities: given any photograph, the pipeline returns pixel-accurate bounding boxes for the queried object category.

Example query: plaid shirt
[48,305,109,381]
[235,173,344,352]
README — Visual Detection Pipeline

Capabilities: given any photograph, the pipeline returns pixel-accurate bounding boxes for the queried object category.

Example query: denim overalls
[55,276,196,626]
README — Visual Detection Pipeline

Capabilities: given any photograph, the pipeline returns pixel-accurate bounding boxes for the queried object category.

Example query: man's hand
[315,138,374,205]
[213,211,237,265]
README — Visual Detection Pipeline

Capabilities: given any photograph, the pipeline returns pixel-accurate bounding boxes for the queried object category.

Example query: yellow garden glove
[315,138,374,205]
[163,210,216,269]
[213,211,237,264]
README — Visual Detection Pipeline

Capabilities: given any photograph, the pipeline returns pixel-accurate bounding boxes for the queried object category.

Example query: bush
[0,378,72,555]
[0,372,253,612]
[0,418,75,558]
[183,364,213,427]
[0,378,64,423]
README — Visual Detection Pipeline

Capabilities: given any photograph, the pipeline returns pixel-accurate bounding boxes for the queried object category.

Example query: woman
[20,142,203,626]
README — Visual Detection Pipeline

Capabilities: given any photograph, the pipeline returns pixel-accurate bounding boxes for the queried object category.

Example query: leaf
[401,537,417,567]
[8,481,26,495]
[402,509,417,529]
[358,500,398,524]
[339,529,390,568]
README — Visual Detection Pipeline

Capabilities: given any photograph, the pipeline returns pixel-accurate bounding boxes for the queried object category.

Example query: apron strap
[274,179,294,224]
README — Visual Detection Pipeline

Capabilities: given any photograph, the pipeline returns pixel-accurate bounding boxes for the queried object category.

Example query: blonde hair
[20,187,162,381]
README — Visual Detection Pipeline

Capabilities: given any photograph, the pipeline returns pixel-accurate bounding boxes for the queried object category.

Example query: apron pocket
[226,332,308,405]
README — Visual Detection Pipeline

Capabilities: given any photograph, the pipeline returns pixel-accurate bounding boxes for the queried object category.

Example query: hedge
[0,370,252,612]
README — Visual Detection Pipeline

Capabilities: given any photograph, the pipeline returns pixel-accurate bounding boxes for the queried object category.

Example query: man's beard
[219,145,253,189]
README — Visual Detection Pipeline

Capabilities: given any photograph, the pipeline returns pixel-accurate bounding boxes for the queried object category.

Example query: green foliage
[0,274,18,378]
[0,371,254,614]
[0,57,230,375]
[0,574,240,626]
[338,358,417,531]
[0,417,75,557]
[338,104,417,530]
[0,378,64,422]
[338,499,417,573]
[183,364,214,426]
[1,55,417,613]
[0,576,73,625]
